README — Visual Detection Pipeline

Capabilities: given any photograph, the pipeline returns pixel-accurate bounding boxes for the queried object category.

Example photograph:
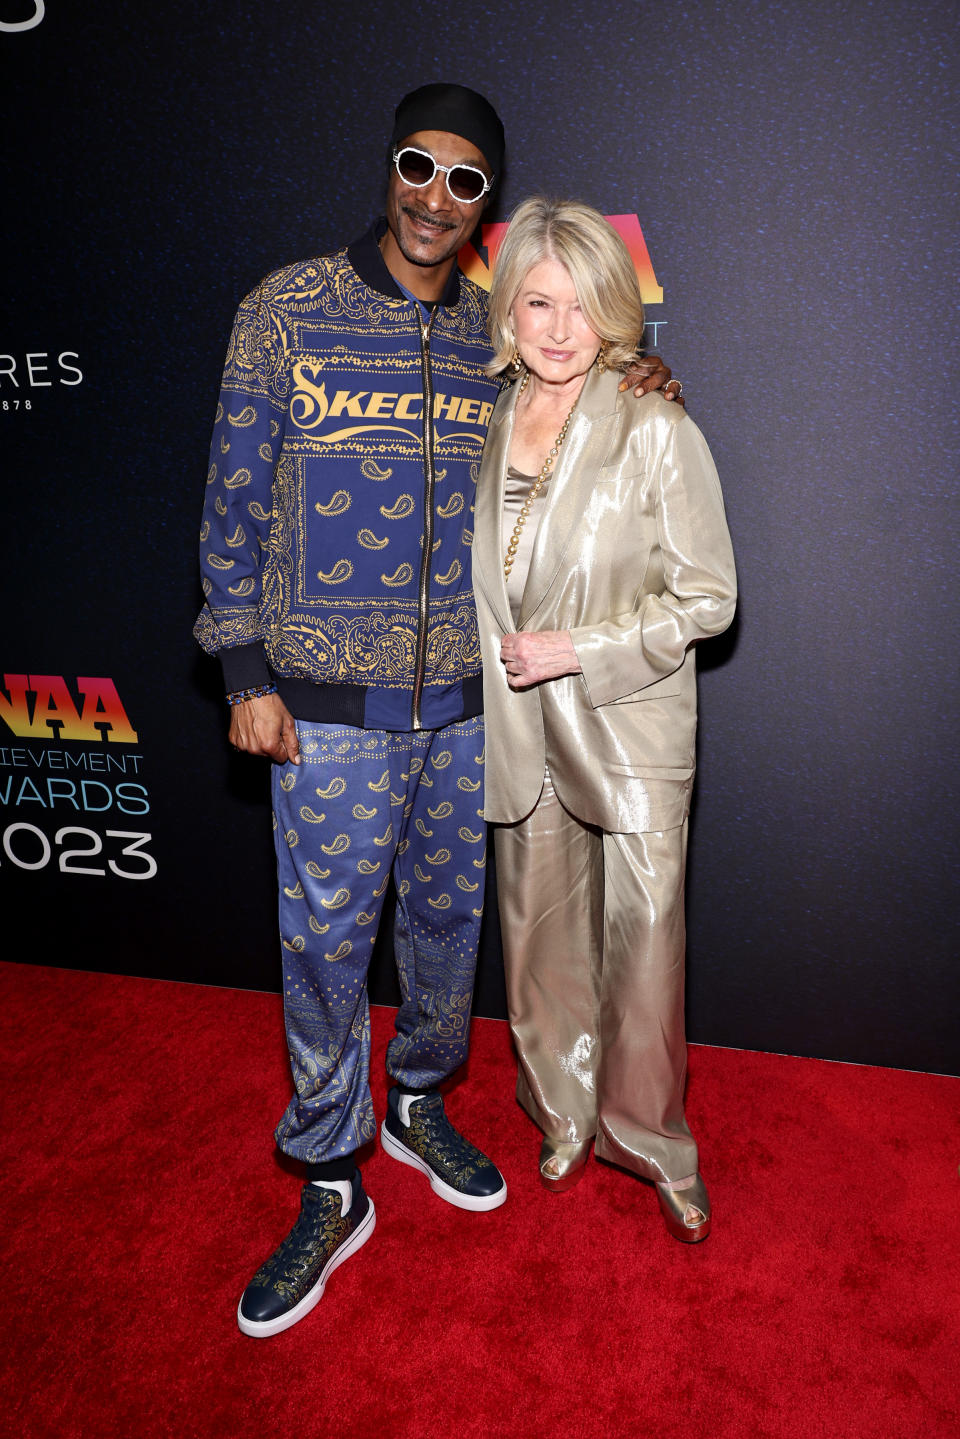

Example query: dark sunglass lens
[447,166,486,201]
[397,150,435,186]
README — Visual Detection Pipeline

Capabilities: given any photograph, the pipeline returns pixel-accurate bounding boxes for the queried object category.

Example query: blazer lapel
[472,382,517,634]
[518,366,621,628]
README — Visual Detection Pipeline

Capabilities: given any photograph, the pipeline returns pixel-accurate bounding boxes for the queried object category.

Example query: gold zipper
[411,306,437,730]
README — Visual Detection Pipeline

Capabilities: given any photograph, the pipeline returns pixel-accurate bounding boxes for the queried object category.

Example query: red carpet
[1,962,957,1438]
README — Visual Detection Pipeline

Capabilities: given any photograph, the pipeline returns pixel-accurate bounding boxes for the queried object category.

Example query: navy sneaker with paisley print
[381,1087,506,1211]
[238,1172,375,1338]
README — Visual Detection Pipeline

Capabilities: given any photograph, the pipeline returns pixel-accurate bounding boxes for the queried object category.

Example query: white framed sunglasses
[392,146,493,204]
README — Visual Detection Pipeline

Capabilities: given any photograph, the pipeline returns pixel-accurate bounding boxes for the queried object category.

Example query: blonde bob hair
[485,196,645,379]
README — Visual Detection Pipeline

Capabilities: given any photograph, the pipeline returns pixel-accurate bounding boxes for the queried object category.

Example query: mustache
[401,204,457,233]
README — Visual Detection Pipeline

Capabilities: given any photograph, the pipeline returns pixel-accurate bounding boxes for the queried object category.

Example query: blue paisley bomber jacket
[194,222,499,731]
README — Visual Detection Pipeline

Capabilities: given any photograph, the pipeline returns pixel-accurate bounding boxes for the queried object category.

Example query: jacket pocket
[602,678,683,706]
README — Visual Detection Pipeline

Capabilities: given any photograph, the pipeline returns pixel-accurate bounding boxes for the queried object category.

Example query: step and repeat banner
[2,1,956,1072]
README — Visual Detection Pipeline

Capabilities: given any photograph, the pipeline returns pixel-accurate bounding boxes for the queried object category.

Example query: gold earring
[596,340,609,374]
[509,346,523,375]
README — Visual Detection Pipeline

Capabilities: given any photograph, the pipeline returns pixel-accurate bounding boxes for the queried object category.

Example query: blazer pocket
[602,682,682,706]
[624,764,694,781]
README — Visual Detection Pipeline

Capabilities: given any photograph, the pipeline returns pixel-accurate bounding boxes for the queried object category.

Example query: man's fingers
[618,362,655,393]
[227,693,300,765]
[620,355,666,395]
[282,714,301,765]
[634,362,669,397]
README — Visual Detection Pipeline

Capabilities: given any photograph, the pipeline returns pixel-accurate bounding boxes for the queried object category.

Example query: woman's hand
[500,631,582,690]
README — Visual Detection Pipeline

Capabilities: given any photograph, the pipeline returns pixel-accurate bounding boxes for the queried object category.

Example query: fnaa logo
[0,2,44,32]
[459,215,664,305]
[0,675,139,744]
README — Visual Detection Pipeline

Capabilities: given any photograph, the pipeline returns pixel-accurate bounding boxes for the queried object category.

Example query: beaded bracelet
[225,683,278,707]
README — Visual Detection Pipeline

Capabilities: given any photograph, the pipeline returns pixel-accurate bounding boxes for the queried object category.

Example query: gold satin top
[502,466,551,623]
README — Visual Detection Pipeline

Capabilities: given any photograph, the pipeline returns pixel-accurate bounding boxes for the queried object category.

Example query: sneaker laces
[405,1095,489,1176]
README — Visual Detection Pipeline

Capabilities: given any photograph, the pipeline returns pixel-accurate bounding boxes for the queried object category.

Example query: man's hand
[619,354,685,406]
[500,631,582,690]
[228,692,300,765]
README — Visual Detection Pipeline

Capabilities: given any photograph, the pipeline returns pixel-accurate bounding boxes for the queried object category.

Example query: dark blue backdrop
[2,0,957,1072]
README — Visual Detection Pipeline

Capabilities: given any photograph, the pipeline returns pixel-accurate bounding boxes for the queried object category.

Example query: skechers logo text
[290,370,494,441]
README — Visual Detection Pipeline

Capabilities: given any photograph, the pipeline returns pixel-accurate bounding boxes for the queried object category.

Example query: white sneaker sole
[380,1122,507,1212]
[237,1197,376,1338]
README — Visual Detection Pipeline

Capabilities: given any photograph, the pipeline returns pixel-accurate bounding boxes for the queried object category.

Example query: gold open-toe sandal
[539,1136,591,1193]
[655,1173,711,1242]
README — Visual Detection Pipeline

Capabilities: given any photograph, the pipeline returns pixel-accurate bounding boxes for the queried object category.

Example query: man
[195,83,676,1339]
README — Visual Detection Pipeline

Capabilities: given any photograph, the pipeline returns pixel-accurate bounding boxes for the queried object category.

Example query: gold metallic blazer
[473,367,737,832]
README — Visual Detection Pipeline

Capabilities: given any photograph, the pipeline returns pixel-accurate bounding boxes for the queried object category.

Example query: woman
[472,198,736,1241]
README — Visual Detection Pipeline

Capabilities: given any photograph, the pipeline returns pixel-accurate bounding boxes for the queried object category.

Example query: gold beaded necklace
[503,373,580,582]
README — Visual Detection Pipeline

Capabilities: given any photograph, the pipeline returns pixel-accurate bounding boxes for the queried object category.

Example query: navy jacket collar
[347,218,462,308]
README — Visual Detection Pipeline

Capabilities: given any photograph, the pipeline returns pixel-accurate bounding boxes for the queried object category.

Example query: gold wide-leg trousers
[494,770,698,1184]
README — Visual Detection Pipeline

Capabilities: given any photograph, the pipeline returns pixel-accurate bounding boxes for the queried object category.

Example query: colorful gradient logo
[0,675,139,744]
[459,215,663,305]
